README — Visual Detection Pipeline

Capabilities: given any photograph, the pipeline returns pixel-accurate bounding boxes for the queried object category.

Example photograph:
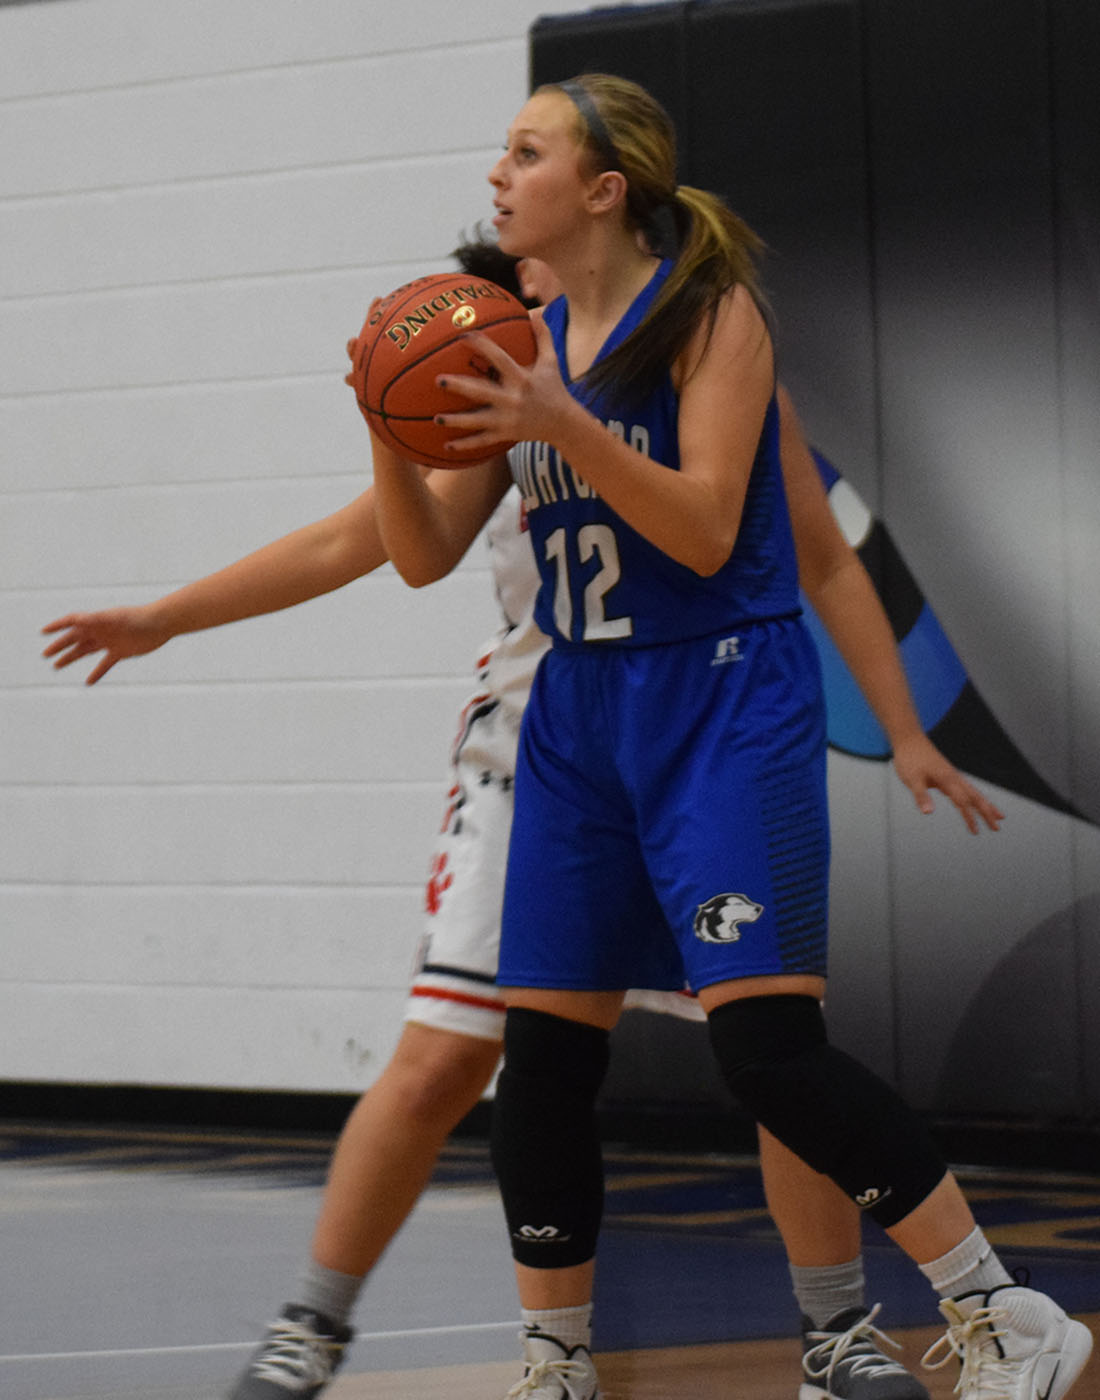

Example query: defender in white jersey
[410,484,701,1038]
[407,485,550,1037]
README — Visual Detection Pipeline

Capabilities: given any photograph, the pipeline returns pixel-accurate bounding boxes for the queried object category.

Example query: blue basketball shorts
[498,616,830,994]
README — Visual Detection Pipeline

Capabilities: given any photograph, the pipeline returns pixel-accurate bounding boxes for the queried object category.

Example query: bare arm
[368,429,513,589]
[42,488,387,684]
[778,386,1002,833]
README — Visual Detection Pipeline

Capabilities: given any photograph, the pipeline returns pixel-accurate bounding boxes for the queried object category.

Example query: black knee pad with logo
[708,995,946,1227]
[490,1007,610,1267]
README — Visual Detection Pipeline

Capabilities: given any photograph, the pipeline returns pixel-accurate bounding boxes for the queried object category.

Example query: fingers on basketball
[347,271,537,469]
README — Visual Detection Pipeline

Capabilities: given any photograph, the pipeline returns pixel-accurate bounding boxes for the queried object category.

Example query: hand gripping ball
[346,271,537,469]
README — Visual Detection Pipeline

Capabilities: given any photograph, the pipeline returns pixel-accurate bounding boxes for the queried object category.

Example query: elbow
[392,560,444,589]
[381,535,456,589]
[691,528,740,578]
[389,538,463,587]
[693,552,729,579]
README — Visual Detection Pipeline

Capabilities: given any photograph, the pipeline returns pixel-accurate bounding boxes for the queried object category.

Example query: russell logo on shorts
[710,634,743,666]
[693,893,765,943]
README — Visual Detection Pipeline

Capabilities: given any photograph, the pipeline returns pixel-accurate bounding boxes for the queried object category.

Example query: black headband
[555,78,680,257]
[556,79,620,171]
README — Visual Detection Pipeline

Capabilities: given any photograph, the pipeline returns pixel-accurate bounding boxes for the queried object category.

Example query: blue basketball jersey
[499,262,829,995]
[509,259,800,647]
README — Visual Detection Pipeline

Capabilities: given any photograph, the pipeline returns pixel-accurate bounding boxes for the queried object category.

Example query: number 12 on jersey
[544,524,634,642]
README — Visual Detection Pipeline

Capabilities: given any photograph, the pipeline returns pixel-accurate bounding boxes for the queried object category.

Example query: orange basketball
[346,271,537,469]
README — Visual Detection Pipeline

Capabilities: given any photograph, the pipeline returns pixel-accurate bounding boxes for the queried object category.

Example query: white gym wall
[0,0,641,1092]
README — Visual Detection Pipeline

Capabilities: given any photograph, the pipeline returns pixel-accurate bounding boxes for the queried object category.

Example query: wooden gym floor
[329,1321,1100,1400]
[1,1122,1097,1399]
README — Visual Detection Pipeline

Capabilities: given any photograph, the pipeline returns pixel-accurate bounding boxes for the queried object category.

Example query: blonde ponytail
[544,74,769,405]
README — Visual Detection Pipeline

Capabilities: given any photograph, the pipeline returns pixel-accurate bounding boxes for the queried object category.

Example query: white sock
[522,1303,593,1352]
[919,1226,1013,1299]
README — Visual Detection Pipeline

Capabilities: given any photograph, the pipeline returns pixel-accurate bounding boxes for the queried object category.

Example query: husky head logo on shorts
[693,893,765,943]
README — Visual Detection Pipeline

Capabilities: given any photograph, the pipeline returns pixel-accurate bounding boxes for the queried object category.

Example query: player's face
[489,92,592,258]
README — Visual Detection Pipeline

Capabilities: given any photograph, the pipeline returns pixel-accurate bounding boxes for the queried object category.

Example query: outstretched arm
[778,386,1003,834]
[42,488,386,684]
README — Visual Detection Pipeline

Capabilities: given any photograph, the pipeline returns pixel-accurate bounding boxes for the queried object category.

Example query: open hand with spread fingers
[41,607,172,685]
[891,731,1005,834]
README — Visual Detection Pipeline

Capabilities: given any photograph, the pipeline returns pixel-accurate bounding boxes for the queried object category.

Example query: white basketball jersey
[479,486,549,723]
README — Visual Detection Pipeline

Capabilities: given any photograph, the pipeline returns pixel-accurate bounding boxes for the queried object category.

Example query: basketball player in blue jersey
[44,372,1006,1400]
[39,236,1055,1400]
[368,75,1092,1400]
[44,253,1012,1400]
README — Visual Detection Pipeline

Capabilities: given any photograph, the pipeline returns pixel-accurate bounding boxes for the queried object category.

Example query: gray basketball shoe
[801,1303,931,1399]
[227,1304,352,1398]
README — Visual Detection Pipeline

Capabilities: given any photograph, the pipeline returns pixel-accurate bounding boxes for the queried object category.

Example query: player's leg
[627,987,931,1398]
[759,1127,935,1400]
[627,985,923,1395]
[656,622,1090,1400]
[491,652,682,1400]
[308,697,523,1279]
[637,624,914,1396]
[705,983,1093,1400]
[311,1022,501,1276]
[491,992,623,1400]
[229,703,518,1400]
[760,1127,861,1268]
[227,1023,502,1400]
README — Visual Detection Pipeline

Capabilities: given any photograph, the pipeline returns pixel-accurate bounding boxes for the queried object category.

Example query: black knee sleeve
[708,995,946,1227]
[490,1007,610,1268]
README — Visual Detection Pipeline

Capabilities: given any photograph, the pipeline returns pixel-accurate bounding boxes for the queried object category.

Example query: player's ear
[586,169,628,217]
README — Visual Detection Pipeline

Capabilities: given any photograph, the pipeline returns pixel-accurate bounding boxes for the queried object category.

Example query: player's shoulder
[679,282,770,387]
[712,282,769,354]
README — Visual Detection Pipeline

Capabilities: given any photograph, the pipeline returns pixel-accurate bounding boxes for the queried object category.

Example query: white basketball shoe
[506,1331,599,1400]
[923,1283,1093,1400]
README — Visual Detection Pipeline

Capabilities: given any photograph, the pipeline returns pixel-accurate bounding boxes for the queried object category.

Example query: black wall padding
[1050,1,1100,818]
[531,0,878,477]
[530,3,693,161]
[528,0,1100,1121]
[680,0,873,456]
